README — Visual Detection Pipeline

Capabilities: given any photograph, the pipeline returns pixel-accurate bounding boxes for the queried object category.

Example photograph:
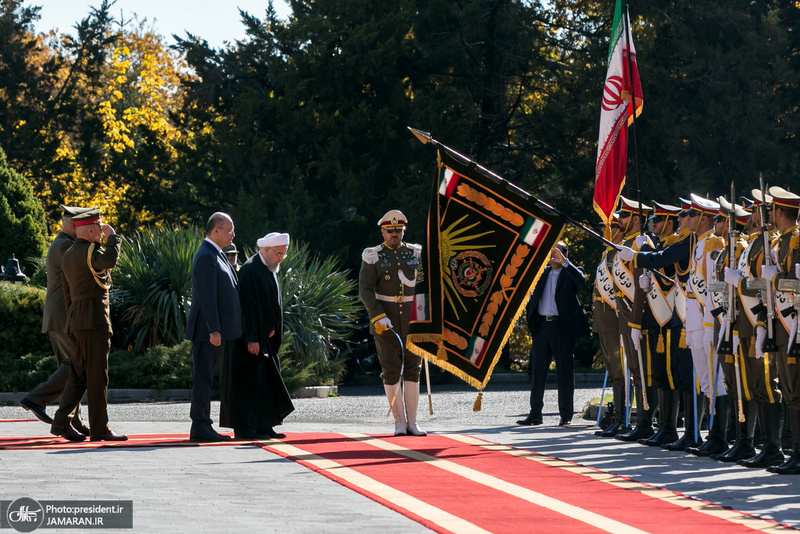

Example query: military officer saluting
[359,210,426,437]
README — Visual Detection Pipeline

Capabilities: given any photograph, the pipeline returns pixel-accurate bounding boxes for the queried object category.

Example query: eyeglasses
[687,211,701,218]
[650,216,665,224]
[383,228,404,234]
[269,248,287,259]
[216,226,234,234]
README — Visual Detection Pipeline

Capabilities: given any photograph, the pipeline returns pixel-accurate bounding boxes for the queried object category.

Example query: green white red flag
[593,0,643,225]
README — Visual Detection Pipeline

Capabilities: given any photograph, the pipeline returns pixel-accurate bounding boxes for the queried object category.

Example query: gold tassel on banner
[679,328,688,349]
[473,391,483,412]
[437,341,447,361]
[656,333,665,354]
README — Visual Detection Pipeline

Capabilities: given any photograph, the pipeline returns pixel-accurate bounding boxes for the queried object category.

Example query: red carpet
[2,425,796,532]
[0,432,242,449]
[262,433,797,534]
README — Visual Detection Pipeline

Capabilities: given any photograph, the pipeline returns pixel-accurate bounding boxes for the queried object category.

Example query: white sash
[675,282,687,322]
[738,238,761,327]
[647,281,675,326]
[595,251,617,310]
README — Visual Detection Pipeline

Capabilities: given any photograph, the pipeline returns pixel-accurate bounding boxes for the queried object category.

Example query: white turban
[256,232,290,248]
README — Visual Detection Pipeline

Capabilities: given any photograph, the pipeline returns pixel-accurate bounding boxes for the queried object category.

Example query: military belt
[375,293,407,304]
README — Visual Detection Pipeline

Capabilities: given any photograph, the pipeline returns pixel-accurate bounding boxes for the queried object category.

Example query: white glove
[795,263,800,279]
[634,234,649,248]
[631,328,642,351]
[617,246,635,262]
[638,273,652,290]
[755,325,766,359]
[724,267,743,287]
[703,325,714,349]
[733,333,740,356]
[716,316,729,351]
[375,317,393,334]
[761,264,778,283]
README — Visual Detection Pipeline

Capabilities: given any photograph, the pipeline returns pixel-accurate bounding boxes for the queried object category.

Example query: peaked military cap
[768,186,800,209]
[378,210,407,228]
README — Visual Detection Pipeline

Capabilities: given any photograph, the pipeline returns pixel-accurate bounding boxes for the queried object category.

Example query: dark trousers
[529,319,575,421]
[26,333,84,425]
[190,339,226,431]
[53,330,111,436]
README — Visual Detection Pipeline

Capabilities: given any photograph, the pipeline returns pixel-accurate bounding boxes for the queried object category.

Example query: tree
[0,146,47,272]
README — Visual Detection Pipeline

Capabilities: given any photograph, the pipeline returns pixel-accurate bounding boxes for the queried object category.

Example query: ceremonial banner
[593,0,643,224]
[407,150,565,390]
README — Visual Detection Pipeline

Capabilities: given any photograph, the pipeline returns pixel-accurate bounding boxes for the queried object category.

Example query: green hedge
[0,284,51,391]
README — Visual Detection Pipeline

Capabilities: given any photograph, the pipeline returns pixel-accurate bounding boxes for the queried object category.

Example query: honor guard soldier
[618,196,704,451]
[359,210,426,437]
[709,198,754,462]
[50,208,127,442]
[637,201,682,447]
[611,196,657,442]
[594,217,629,437]
[724,191,785,468]
[758,187,800,474]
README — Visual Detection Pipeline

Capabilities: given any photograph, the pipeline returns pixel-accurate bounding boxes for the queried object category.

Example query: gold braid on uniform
[673,228,694,277]
[87,243,112,290]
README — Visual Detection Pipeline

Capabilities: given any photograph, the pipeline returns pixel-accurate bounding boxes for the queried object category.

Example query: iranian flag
[593,0,643,225]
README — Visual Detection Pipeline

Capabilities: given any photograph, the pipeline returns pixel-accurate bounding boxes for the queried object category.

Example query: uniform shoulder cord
[87,243,112,290]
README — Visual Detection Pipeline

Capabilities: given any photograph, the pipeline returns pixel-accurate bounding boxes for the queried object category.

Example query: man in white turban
[220,232,294,440]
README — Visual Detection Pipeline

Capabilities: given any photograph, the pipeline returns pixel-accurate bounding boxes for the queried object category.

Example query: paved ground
[1,382,799,533]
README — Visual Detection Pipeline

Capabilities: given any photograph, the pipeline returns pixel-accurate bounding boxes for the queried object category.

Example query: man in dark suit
[20,205,92,432]
[50,208,126,442]
[518,241,587,427]
[220,232,294,440]
[185,212,242,442]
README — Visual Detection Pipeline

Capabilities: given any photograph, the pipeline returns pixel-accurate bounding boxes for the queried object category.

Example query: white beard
[267,263,280,274]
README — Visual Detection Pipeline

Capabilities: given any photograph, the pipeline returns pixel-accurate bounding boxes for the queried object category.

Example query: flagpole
[623,5,643,222]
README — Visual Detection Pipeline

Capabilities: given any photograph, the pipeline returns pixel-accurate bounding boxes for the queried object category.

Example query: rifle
[746,174,778,353]
[777,278,800,357]
[717,183,737,355]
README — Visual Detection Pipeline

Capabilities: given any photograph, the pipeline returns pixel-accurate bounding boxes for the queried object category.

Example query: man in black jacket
[518,241,587,427]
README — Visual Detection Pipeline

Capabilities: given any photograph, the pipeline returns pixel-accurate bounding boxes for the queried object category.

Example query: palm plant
[278,242,361,384]
[112,226,200,353]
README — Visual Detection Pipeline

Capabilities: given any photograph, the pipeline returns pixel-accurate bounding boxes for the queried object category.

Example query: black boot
[781,401,794,455]
[616,385,654,442]
[768,407,800,475]
[739,402,785,468]
[597,384,630,437]
[641,389,679,446]
[688,395,729,456]
[663,392,704,451]
[712,399,756,462]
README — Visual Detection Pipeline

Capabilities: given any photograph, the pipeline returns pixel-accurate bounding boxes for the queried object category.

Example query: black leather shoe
[90,431,128,442]
[558,420,570,427]
[686,438,728,457]
[639,430,679,447]
[261,427,286,439]
[596,421,630,437]
[661,434,702,451]
[615,424,654,442]
[516,415,543,426]
[51,424,85,442]
[767,455,800,475]
[711,442,756,462]
[738,448,784,468]
[190,427,233,442]
[20,398,53,425]
[72,420,91,436]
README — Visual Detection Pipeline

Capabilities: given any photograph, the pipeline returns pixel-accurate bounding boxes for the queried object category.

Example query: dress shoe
[639,430,679,447]
[190,427,233,442]
[264,427,286,439]
[558,420,570,427]
[615,424,654,442]
[686,437,728,457]
[738,448,784,468]
[516,415,543,426]
[90,431,128,442]
[20,398,53,425]
[595,421,630,438]
[51,424,85,442]
[407,422,427,436]
[767,455,800,475]
[72,420,91,436]
[661,434,702,451]
[710,442,756,462]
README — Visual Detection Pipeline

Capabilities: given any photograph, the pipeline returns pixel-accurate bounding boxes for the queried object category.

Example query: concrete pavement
[1,383,799,532]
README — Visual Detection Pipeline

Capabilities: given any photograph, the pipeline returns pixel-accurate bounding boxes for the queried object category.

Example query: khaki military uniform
[52,235,121,437]
[359,242,422,384]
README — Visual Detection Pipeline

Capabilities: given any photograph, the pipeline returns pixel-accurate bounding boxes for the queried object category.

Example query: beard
[266,263,281,274]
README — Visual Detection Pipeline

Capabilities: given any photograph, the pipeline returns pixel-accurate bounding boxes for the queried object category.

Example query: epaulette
[660,233,681,247]
[675,227,693,242]
[704,235,724,253]
[735,238,747,260]
[407,243,422,258]
[791,230,799,252]
[361,245,383,264]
